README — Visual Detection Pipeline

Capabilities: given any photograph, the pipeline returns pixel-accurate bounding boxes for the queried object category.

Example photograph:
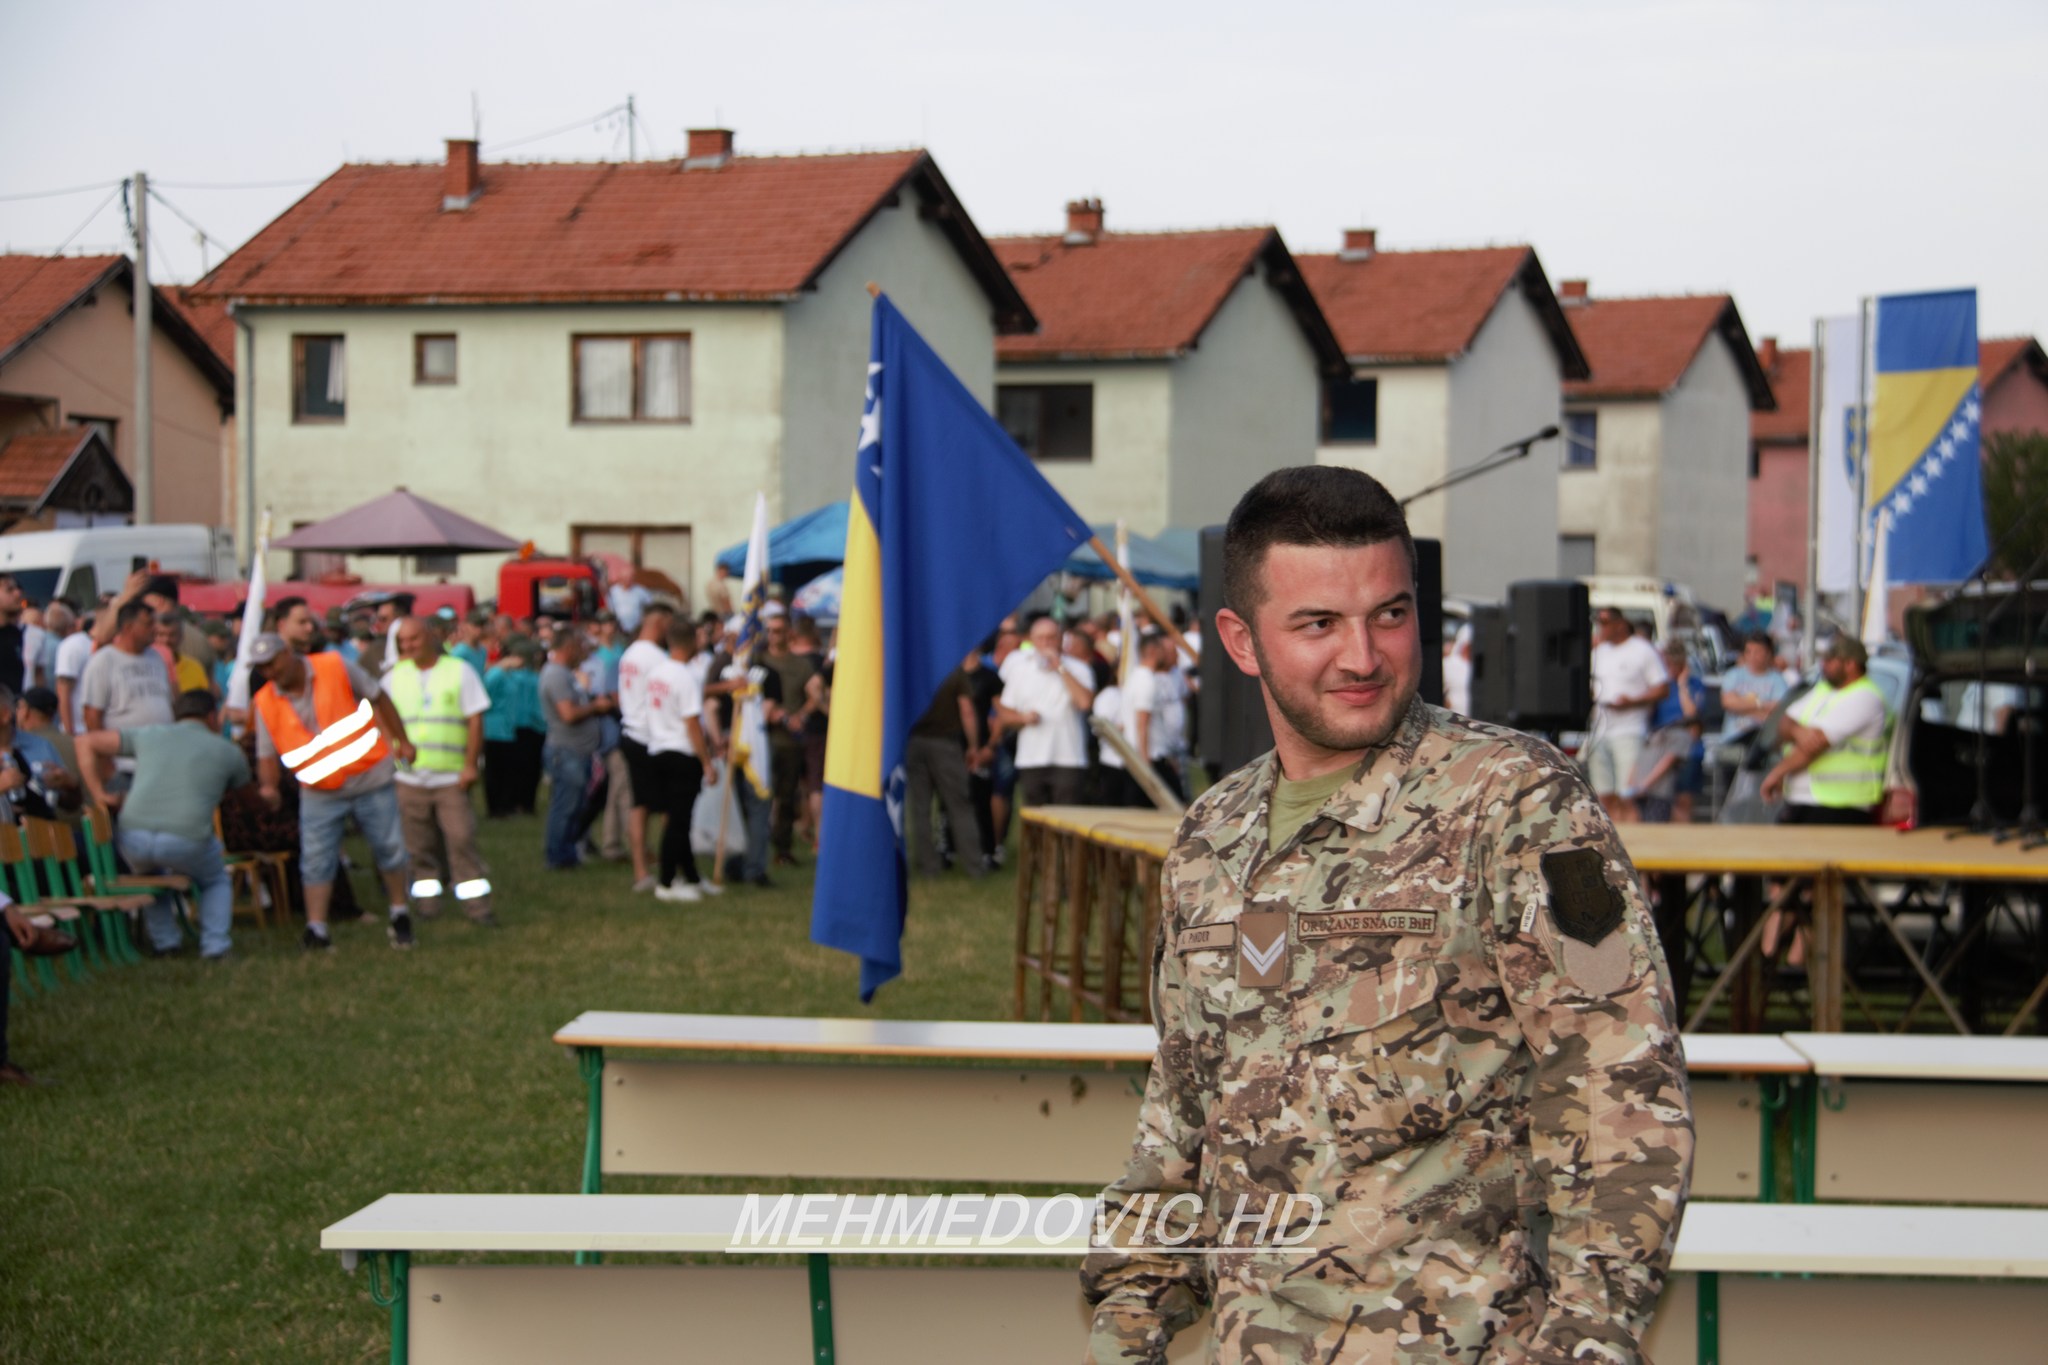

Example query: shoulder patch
[1540,848,1624,945]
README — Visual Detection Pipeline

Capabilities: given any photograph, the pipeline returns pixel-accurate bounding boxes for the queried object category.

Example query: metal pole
[1851,297,1872,636]
[1802,318,1823,671]
[131,171,153,526]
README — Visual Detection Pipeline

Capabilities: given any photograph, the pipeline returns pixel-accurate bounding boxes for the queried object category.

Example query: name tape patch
[1175,923,1238,954]
[1298,909,1439,940]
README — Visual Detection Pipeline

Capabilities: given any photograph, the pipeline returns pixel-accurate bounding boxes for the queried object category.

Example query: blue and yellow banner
[812,295,1091,998]
[1867,288,1987,584]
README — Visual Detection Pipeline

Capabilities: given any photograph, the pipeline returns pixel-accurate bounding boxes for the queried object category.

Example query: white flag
[1814,315,1865,595]
[728,493,773,799]
[225,510,271,711]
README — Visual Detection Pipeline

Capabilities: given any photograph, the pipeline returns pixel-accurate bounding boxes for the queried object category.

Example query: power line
[487,103,631,154]
[0,183,125,311]
[0,178,124,203]
[151,177,321,191]
[147,187,233,257]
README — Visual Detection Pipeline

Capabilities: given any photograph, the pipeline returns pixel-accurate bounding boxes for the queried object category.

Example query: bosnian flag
[1866,289,1988,584]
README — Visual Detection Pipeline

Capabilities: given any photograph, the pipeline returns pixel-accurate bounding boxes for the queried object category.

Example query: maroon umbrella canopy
[271,488,521,556]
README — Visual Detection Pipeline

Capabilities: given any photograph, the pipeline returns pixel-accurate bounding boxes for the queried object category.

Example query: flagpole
[1089,535,1198,666]
[711,753,734,886]
[1803,317,1823,671]
[1852,295,1873,637]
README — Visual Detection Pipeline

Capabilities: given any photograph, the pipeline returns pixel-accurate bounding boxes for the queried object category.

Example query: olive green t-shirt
[1268,764,1354,850]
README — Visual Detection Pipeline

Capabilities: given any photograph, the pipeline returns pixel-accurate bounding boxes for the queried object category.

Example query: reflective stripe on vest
[1796,677,1889,808]
[389,655,469,774]
[257,653,392,791]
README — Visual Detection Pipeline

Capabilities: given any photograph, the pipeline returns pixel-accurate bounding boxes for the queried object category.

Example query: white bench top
[1786,1033,2048,1082]
[556,1013,1807,1076]
[1679,1034,1810,1074]
[323,1195,2048,1278]
[552,1012,1158,1062]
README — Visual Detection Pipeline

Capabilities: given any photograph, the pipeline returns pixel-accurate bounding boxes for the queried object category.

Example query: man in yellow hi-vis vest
[1762,635,1891,824]
[389,617,494,926]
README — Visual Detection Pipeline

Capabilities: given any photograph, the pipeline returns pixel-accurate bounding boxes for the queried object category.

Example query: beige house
[190,132,1030,595]
[988,201,1345,534]
[1556,283,1774,609]
[1298,232,1587,602]
[0,254,235,530]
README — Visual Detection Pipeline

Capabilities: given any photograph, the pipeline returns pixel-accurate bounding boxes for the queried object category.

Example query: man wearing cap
[246,633,420,949]
[388,616,495,926]
[1761,636,1891,824]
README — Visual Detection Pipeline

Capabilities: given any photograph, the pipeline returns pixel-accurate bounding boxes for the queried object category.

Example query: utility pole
[132,171,153,526]
[627,94,636,160]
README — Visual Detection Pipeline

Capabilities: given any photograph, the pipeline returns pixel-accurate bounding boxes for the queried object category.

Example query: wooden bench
[1784,1032,2048,1205]
[554,1012,1804,1202]
[322,1194,2048,1365]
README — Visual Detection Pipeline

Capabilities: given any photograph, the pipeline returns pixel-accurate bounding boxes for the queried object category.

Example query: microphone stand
[1400,425,1561,509]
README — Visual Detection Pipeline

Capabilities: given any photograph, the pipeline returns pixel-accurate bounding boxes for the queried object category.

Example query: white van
[0,525,236,610]
[1579,575,1724,673]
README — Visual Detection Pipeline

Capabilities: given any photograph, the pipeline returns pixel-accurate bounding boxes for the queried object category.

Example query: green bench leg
[1756,1075,1789,1203]
[576,1046,604,1267]
[1696,1269,1719,1365]
[808,1252,836,1364]
[366,1250,410,1365]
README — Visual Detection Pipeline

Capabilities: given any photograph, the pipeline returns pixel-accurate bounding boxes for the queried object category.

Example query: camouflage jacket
[1082,700,1693,1364]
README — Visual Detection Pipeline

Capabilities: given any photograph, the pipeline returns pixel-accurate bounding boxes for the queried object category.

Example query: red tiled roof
[990,228,1276,359]
[1564,294,1771,408]
[1296,247,1529,362]
[0,254,125,361]
[192,151,1021,311]
[1982,336,2045,391]
[0,428,91,500]
[1752,345,1811,443]
[165,286,236,373]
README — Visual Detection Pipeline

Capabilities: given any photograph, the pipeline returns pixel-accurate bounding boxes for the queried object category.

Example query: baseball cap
[245,633,289,668]
[435,605,457,621]
[20,686,58,717]
[760,602,787,620]
[1824,636,1868,666]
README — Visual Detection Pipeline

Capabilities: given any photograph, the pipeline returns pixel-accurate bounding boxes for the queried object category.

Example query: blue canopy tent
[714,500,849,584]
[1061,524,1200,591]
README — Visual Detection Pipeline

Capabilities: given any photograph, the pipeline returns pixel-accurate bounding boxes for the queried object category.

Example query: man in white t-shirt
[55,615,94,734]
[614,602,675,892]
[1118,630,1182,805]
[995,614,1094,807]
[646,618,720,903]
[1585,610,1669,819]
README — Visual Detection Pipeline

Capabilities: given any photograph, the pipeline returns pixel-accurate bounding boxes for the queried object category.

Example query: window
[573,525,694,602]
[573,334,690,422]
[1559,534,1596,579]
[1562,410,1597,468]
[293,335,346,422]
[1748,442,1761,479]
[997,384,1093,461]
[415,334,458,385]
[1321,375,1378,444]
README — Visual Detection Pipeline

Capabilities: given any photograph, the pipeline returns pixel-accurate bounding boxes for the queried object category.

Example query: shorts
[992,744,1018,799]
[298,781,408,885]
[1634,795,1674,824]
[620,736,657,811]
[1583,732,1645,797]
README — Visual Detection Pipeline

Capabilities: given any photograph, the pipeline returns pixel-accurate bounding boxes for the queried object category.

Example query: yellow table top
[1025,806,2048,883]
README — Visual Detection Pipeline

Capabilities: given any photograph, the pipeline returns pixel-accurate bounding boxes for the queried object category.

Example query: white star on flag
[859,363,884,452]
[1909,471,1931,496]
[1965,397,1982,422]
[1938,435,1956,458]
[1895,490,1915,516]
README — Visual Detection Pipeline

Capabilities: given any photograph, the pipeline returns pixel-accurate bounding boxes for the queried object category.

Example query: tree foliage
[1981,430,2048,580]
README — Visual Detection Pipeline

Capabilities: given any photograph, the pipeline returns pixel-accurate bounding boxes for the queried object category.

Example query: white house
[1556,282,1774,610]
[988,201,1346,534]
[1297,231,1588,603]
[192,132,1032,595]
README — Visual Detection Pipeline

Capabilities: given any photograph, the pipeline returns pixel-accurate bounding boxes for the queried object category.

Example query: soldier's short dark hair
[173,689,218,722]
[1222,466,1415,618]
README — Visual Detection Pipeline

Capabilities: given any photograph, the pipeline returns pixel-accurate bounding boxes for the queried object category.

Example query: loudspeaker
[1505,579,1591,731]
[1198,526,1272,780]
[1468,605,1511,725]
[1415,538,1443,708]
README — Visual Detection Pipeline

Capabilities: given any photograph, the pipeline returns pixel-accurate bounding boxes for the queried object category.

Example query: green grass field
[0,811,1029,1363]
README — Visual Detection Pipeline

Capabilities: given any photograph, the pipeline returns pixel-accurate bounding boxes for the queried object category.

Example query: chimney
[1063,198,1104,245]
[443,139,481,211]
[1559,278,1589,306]
[1758,336,1779,372]
[1339,227,1377,261]
[683,128,734,170]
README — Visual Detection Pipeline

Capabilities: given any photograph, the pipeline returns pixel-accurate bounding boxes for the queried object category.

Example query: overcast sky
[4,0,2042,348]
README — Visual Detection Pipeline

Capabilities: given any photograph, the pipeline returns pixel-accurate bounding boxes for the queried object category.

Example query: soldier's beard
[1250,634,1418,757]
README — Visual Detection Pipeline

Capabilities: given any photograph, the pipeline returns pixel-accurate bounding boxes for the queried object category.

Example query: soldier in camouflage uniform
[1084,467,1693,1364]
